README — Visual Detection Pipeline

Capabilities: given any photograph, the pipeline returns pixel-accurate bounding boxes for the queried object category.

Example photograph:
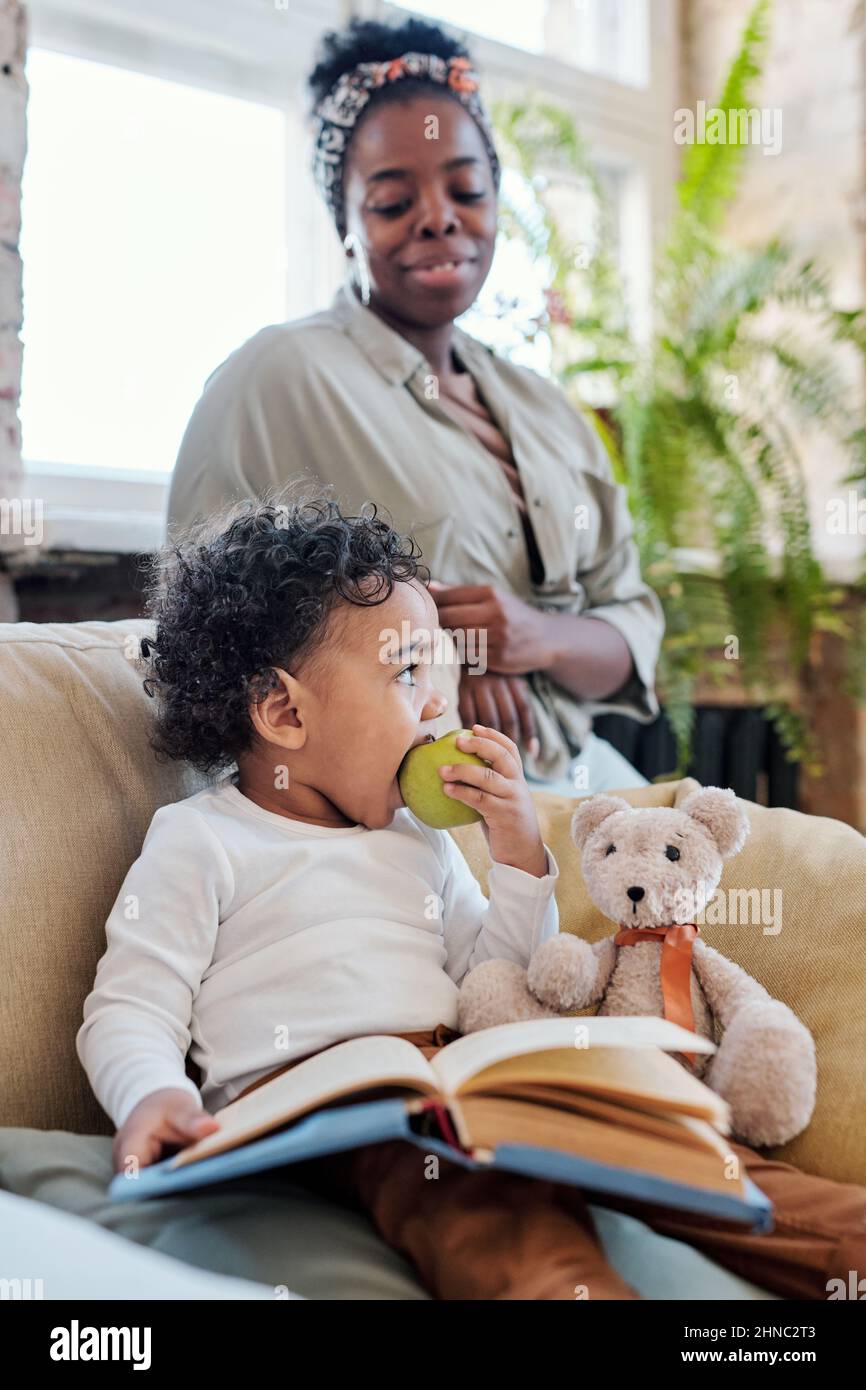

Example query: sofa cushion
[0,620,211,1134]
[0,1127,779,1300]
[0,617,679,1135]
[2,617,864,1189]
[450,784,866,1185]
[0,618,459,1135]
[0,1187,294,1299]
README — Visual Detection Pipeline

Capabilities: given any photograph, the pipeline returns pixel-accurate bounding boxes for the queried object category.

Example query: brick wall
[0,0,26,621]
[679,0,866,828]
[679,0,866,569]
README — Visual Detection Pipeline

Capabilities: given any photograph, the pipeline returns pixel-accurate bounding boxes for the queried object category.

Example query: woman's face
[341,91,498,327]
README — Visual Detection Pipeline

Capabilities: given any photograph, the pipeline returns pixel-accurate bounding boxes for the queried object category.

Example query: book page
[453,1096,744,1199]
[487,1083,729,1153]
[431,1016,715,1097]
[171,1035,437,1168]
[458,1045,730,1130]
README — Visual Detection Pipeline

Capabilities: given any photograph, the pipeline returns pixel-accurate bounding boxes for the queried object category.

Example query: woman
[166,15,665,795]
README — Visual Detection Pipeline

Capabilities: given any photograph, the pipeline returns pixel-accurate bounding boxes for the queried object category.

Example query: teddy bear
[457,786,817,1148]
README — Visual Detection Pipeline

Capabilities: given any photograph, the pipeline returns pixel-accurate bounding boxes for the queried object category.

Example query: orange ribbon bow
[447,56,478,92]
[613,923,701,1066]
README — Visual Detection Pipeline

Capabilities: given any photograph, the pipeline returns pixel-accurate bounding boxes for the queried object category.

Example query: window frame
[20,0,678,555]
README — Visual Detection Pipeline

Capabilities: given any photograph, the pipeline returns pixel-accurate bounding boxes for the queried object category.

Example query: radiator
[592,707,799,808]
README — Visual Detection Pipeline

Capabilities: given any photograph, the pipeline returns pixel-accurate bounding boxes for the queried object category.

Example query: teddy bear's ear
[571,794,631,850]
[679,785,750,859]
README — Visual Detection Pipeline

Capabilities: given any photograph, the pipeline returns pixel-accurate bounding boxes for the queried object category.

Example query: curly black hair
[139,485,425,777]
[307,15,471,115]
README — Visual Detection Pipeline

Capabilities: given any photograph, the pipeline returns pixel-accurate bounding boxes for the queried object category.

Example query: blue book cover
[108,1094,774,1233]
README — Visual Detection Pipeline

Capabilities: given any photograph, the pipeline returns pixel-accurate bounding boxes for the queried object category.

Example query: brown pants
[236,1025,866,1301]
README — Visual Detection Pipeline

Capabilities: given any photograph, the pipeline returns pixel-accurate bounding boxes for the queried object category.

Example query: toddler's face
[296,578,449,829]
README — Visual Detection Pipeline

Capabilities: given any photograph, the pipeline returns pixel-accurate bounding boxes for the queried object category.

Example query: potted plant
[490,0,866,776]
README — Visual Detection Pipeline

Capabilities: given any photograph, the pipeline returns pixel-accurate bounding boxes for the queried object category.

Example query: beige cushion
[0,1184,292,1299]
[1,619,864,1187]
[0,1127,777,1300]
[0,617,458,1137]
[0,620,210,1135]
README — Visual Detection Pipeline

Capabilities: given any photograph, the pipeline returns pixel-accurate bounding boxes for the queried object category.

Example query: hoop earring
[343,231,371,306]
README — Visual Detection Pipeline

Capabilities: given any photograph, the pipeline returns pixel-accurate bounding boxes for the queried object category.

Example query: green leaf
[490,0,866,774]
[677,0,774,231]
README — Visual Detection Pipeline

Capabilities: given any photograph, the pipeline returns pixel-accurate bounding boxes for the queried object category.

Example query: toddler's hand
[438,724,549,877]
[112,1087,220,1175]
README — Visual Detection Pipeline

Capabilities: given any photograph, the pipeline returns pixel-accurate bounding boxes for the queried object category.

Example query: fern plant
[491,0,866,776]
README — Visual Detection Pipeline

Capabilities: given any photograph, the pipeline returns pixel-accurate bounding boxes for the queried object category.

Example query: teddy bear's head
[571,787,750,929]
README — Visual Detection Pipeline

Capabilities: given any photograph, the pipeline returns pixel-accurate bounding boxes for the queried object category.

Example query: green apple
[398,728,487,828]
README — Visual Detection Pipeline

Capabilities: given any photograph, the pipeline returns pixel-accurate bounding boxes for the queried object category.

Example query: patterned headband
[310,50,502,239]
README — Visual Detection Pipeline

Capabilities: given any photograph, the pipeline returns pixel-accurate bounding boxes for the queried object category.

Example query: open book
[107,1016,773,1231]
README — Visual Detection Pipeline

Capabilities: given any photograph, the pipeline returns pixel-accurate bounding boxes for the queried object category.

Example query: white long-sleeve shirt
[76,774,560,1128]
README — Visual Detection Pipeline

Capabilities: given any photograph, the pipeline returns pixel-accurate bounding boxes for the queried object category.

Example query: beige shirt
[167,272,665,781]
[436,360,546,586]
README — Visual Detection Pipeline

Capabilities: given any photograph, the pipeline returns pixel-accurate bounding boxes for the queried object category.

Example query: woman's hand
[438,726,548,877]
[456,669,540,758]
[428,582,551,675]
[428,580,636,706]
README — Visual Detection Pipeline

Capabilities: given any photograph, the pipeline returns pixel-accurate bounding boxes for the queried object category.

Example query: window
[457,168,554,374]
[396,0,650,86]
[20,47,287,474]
[401,0,547,55]
[18,0,672,552]
[459,163,628,386]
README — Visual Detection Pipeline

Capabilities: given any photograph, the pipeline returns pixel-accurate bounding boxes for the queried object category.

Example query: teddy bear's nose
[627,886,645,902]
